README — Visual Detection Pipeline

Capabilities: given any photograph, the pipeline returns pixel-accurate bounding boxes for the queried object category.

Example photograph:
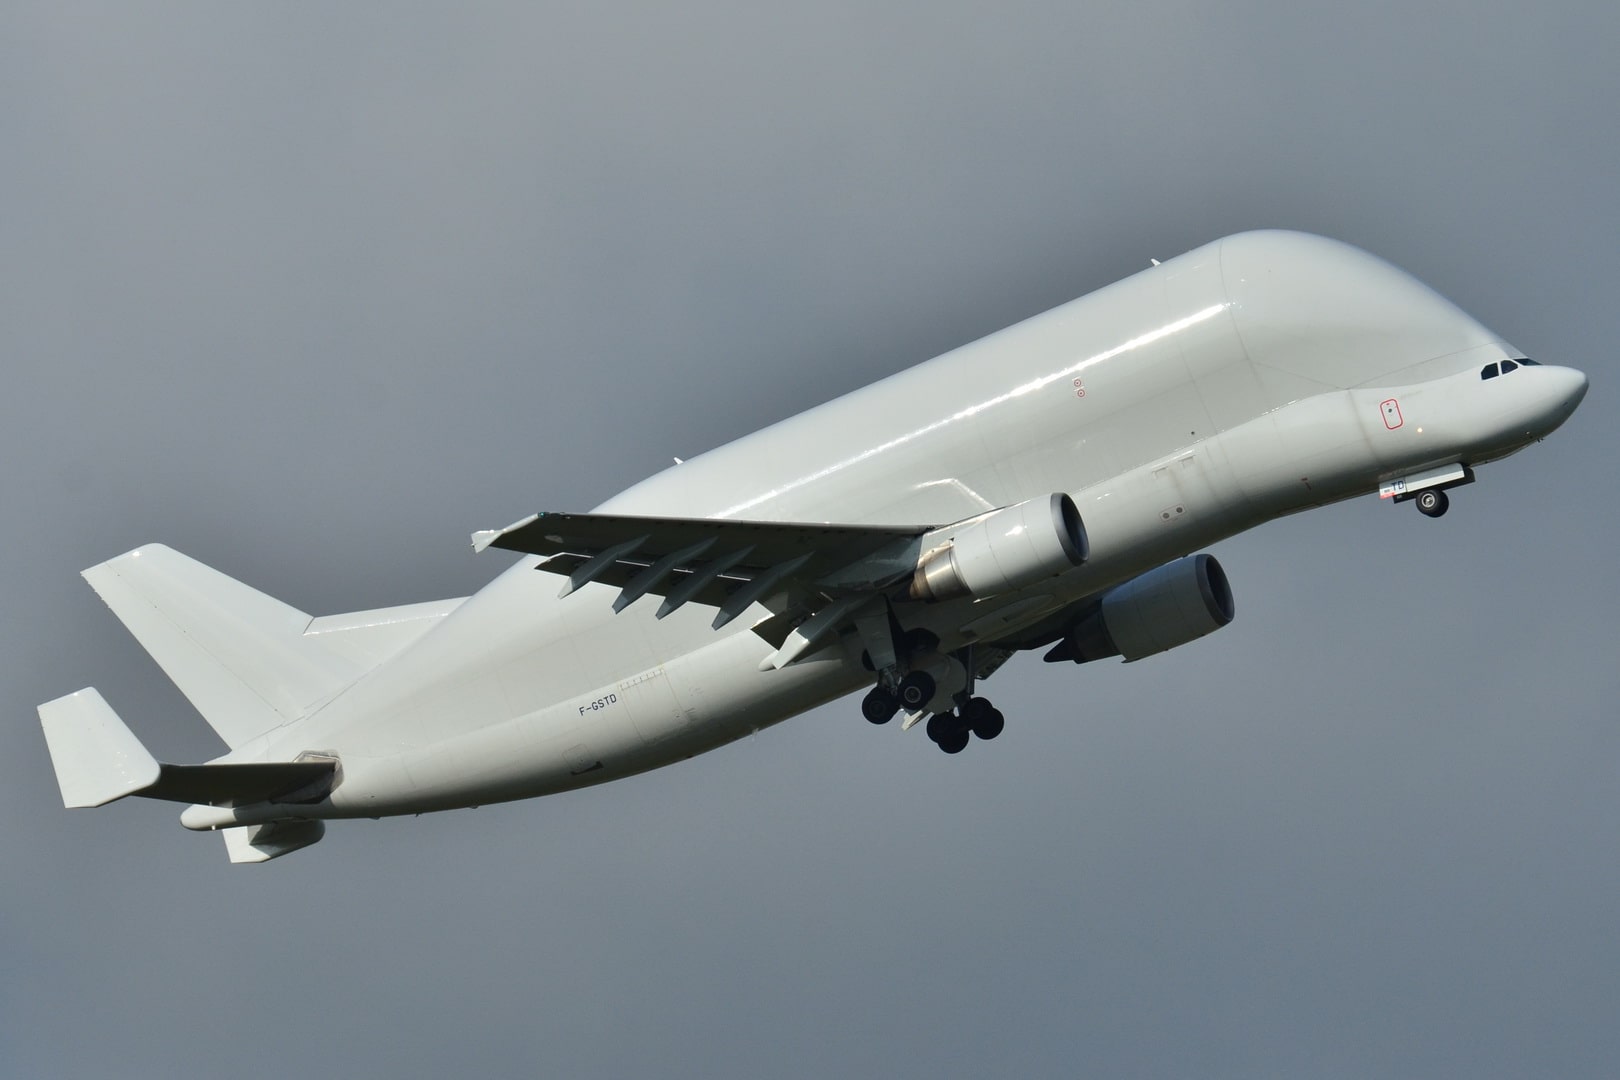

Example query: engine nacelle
[909,493,1088,603]
[1049,553,1234,663]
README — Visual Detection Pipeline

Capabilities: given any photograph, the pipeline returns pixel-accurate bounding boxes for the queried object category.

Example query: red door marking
[1381,398,1403,430]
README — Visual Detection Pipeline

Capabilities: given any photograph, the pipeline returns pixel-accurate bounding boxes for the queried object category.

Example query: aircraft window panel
[1481,363,1500,380]
[1518,357,1540,366]
[1501,360,1519,373]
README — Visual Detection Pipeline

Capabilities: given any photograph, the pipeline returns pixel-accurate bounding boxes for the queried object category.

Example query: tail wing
[49,545,454,864]
[39,687,334,863]
[39,687,337,807]
[81,545,365,748]
[39,688,160,807]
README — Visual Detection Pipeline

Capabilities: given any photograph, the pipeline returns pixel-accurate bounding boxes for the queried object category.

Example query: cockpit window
[1480,359,1533,380]
[1517,357,1540,366]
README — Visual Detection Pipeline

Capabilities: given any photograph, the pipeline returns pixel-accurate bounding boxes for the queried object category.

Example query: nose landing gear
[1415,488,1449,517]
[1384,464,1472,519]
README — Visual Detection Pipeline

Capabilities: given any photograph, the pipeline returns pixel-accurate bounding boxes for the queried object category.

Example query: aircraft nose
[1548,365,1588,414]
[1564,366,1589,407]
[1530,364,1589,433]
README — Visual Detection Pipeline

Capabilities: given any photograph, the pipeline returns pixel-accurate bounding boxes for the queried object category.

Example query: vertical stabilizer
[82,545,366,748]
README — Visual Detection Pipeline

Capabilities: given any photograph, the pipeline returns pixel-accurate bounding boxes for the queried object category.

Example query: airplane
[38,230,1587,863]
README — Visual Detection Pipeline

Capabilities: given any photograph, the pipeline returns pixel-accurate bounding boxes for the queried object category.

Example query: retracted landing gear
[1415,488,1449,518]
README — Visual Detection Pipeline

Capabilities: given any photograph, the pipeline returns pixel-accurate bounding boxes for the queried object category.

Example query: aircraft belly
[326,629,865,813]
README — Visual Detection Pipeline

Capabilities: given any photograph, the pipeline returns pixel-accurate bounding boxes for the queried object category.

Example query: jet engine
[908,493,1088,603]
[1045,553,1234,663]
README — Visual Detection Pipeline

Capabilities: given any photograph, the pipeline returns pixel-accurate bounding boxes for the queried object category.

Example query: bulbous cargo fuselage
[44,232,1586,857]
[219,230,1583,823]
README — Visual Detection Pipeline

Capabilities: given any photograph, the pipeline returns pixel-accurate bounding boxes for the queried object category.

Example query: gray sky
[4,3,1617,1077]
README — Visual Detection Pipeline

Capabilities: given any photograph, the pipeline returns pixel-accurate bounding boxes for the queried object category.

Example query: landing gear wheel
[925,712,960,744]
[1416,489,1449,518]
[861,687,899,725]
[962,697,992,722]
[958,696,1004,741]
[897,670,937,711]
[971,708,1005,742]
[937,730,970,754]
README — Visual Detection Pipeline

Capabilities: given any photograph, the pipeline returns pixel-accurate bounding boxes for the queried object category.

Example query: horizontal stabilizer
[39,688,160,808]
[142,760,335,806]
[39,687,337,810]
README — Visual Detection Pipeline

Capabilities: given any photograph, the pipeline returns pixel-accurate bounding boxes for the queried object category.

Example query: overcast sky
[3,4,1617,1077]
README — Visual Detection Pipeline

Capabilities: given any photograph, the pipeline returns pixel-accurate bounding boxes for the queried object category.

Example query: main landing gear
[861,684,901,724]
[923,697,1005,754]
[861,670,939,724]
[861,679,1005,755]
[855,610,1004,754]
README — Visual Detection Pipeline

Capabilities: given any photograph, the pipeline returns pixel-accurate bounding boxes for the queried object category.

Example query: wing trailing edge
[475,509,935,668]
[475,508,925,634]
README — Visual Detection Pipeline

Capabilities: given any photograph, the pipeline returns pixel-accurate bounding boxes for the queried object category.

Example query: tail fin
[82,545,365,748]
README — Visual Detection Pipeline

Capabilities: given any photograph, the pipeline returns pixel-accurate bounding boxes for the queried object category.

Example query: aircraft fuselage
[158,232,1591,829]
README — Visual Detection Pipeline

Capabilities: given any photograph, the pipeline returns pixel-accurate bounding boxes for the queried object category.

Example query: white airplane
[39,231,1587,863]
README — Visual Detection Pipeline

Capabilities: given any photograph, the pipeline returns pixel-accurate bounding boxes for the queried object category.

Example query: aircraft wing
[473,511,929,634]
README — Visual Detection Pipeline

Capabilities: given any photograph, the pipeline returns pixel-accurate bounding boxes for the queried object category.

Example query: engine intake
[909,493,1088,603]
[1046,553,1234,663]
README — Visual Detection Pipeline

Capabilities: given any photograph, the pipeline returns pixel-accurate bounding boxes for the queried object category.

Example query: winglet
[472,513,540,553]
[38,688,161,808]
